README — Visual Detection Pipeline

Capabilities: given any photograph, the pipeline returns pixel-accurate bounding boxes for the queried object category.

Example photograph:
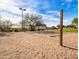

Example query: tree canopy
[0,20,12,32]
[72,18,78,25]
[20,14,46,31]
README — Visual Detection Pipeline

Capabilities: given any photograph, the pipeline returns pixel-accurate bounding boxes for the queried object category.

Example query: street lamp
[19,8,26,31]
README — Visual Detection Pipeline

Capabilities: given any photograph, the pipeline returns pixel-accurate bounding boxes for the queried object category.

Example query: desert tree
[0,18,12,32]
[20,14,46,31]
[72,18,78,25]
[71,18,78,28]
[3,20,12,32]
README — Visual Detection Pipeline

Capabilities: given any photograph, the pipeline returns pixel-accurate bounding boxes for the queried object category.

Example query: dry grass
[0,32,78,59]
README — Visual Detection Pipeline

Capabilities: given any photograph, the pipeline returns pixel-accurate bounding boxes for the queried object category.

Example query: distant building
[10,24,21,32]
[35,26,46,31]
[46,26,57,30]
[11,24,21,29]
[10,24,47,31]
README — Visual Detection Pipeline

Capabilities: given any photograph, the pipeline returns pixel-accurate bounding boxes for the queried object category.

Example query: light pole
[19,8,26,31]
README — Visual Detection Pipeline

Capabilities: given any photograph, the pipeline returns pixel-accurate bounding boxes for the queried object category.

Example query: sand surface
[0,32,78,59]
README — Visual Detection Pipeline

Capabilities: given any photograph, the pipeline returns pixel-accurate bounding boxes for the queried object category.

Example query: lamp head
[19,8,22,10]
[23,9,26,11]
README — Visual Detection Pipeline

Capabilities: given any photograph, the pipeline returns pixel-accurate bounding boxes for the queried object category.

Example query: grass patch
[56,27,78,33]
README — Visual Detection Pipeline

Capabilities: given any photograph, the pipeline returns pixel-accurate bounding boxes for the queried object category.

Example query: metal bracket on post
[60,9,63,46]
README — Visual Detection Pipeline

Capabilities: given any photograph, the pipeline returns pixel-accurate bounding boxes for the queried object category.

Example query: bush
[56,27,78,33]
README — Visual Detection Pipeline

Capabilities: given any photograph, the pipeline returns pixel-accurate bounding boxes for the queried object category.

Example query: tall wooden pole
[60,9,63,46]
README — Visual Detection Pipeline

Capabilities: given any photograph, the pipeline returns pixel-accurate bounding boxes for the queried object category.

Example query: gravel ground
[0,32,78,59]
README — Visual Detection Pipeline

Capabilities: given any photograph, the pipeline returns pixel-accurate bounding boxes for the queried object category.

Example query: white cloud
[46,10,60,16]
[0,0,21,17]
[13,0,40,8]
[0,4,20,15]
[65,0,72,8]
[0,0,21,24]
[1,15,21,24]
[0,0,17,5]
[24,8,38,14]
[0,0,71,27]
[65,0,72,2]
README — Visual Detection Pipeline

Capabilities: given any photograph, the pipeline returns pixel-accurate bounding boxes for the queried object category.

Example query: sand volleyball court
[0,32,78,59]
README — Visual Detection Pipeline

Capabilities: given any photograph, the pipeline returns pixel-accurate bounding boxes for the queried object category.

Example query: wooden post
[60,9,63,46]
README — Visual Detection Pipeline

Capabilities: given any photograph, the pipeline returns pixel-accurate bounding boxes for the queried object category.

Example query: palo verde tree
[0,16,12,32]
[57,24,66,28]
[3,20,12,32]
[72,18,78,25]
[21,14,46,31]
[72,18,78,28]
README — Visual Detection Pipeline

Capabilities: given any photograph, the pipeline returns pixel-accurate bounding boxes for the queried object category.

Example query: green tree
[0,20,12,32]
[57,25,60,28]
[57,24,66,28]
[22,14,46,31]
[3,20,12,32]
[72,18,78,25]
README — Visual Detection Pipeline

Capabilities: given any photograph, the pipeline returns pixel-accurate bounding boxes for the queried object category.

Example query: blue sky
[0,0,78,27]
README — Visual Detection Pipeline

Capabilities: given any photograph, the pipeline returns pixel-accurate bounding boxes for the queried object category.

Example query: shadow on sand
[50,32,71,37]
[0,32,12,37]
[35,31,60,34]
[62,45,78,51]
[50,35,60,37]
